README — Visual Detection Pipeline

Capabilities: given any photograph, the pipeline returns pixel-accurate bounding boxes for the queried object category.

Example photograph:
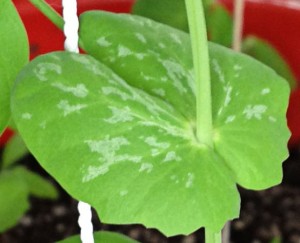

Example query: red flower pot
[220,0,300,146]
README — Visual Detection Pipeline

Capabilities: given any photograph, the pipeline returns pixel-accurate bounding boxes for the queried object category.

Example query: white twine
[62,0,79,53]
[62,1,94,243]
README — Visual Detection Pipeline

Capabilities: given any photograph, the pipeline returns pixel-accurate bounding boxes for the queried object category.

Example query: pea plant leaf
[2,133,29,169]
[132,0,232,47]
[58,231,139,243]
[132,0,189,32]
[15,166,58,199]
[0,0,29,135]
[11,11,290,236]
[0,168,29,233]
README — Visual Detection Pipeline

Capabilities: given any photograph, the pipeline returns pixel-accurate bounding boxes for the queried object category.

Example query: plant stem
[185,0,213,147]
[232,0,245,51]
[206,229,222,243]
[29,0,64,30]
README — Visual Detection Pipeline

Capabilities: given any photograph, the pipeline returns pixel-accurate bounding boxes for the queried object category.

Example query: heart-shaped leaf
[79,11,290,189]
[11,11,290,236]
[0,0,29,135]
[2,133,29,168]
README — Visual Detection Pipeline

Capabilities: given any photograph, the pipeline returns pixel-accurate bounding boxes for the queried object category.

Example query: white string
[62,0,79,53]
[62,1,94,243]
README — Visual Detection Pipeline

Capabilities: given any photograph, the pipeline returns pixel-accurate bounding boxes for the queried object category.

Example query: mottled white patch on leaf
[170,33,182,44]
[34,63,62,81]
[97,36,111,47]
[170,175,180,184]
[57,100,87,116]
[39,121,46,129]
[212,59,225,83]
[82,136,134,181]
[152,88,166,97]
[163,151,182,162]
[225,115,236,124]
[120,190,128,196]
[161,60,187,94]
[85,136,130,159]
[117,155,142,163]
[70,54,91,65]
[158,42,166,49]
[21,113,32,120]
[243,105,267,120]
[135,33,147,43]
[144,136,170,149]
[233,64,242,71]
[104,106,134,124]
[52,83,88,98]
[118,45,132,57]
[140,72,153,81]
[102,86,131,101]
[70,54,104,76]
[139,163,153,173]
[161,76,168,82]
[224,85,232,107]
[268,116,277,122]
[185,173,195,188]
[82,165,109,182]
[261,88,271,95]
[135,53,146,60]
[217,107,224,117]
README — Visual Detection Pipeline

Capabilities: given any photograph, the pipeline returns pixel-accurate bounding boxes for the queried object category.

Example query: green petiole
[206,229,222,243]
[185,0,213,148]
[29,0,64,30]
[185,0,220,242]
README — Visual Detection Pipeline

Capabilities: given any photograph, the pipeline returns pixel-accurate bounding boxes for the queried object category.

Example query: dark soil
[1,146,300,243]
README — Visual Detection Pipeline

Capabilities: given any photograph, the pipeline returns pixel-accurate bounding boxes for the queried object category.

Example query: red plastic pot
[0,0,135,147]
[219,0,300,146]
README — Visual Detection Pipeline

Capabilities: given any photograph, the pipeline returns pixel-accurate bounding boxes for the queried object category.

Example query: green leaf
[132,0,232,46]
[11,12,290,236]
[57,231,139,243]
[2,133,29,169]
[206,4,233,47]
[0,168,29,233]
[242,36,297,89]
[0,0,29,135]
[270,237,281,243]
[15,166,58,199]
[11,51,239,236]
[132,0,188,32]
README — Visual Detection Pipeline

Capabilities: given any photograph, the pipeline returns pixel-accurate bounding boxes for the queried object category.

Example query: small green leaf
[57,231,139,243]
[0,0,29,135]
[132,0,188,32]
[242,36,297,89]
[11,51,239,236]
[270,237,281,243]
[132,0,232,46]
[15,166,58,199]
[11,12,290,236]
[0,169,29,233]
[2,133,29,169]
[206,4,233,47]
